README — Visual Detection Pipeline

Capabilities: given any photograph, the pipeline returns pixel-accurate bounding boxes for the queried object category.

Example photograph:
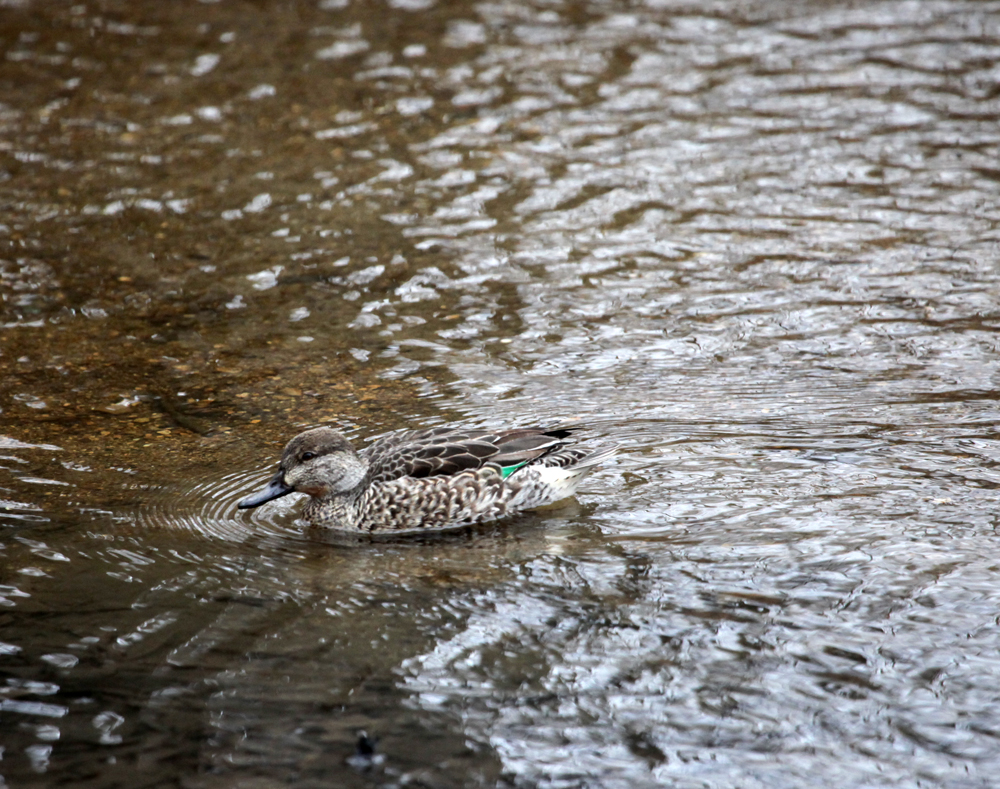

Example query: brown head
[237,427,368,509]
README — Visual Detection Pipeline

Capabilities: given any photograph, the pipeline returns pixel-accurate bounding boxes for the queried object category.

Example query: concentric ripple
[130,466,308,545]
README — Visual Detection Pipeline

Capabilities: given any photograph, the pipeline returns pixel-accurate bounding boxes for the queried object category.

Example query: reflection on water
[4,0,1000,786]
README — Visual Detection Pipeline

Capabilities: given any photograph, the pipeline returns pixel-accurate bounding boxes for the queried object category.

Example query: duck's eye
[301,451,317,461]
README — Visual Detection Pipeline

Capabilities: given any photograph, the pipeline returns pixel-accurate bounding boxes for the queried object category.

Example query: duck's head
[237,427,368,509]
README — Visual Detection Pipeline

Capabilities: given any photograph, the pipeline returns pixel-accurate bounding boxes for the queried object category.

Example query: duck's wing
[362,426,577,483]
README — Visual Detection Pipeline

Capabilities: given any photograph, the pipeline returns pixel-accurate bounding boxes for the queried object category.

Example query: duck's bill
[237,475,294,509]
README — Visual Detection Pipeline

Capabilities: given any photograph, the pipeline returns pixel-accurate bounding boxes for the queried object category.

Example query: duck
[237,424,615,534]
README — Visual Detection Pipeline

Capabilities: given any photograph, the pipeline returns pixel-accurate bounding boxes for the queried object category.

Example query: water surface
[3,0,1000,786]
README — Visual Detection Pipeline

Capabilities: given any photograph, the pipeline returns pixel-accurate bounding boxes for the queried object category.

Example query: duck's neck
[302,482,366,530]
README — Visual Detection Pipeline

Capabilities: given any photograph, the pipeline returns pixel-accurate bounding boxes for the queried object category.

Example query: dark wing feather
[362,426,577,483]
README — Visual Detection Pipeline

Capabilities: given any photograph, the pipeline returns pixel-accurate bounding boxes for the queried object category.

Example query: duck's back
[362,426,576,483]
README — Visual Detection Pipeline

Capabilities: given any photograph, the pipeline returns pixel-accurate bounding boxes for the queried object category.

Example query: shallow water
[3,0,1000,786]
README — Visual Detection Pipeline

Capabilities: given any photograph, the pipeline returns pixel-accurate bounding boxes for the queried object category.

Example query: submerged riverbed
[3,0,1000,786]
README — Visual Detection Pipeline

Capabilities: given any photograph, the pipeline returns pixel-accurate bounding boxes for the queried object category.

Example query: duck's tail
[570,445,619,470]
[510,444,617,509]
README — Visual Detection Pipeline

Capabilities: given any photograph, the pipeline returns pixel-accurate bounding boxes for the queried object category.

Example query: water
[3,0,1000,786]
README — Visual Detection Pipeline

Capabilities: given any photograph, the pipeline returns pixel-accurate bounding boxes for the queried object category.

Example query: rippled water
[3,0,1000,786]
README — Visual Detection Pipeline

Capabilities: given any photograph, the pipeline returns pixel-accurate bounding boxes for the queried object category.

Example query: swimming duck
[237,424,615,534]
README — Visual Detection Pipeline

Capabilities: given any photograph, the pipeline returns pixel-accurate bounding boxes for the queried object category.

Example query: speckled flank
[360,468,511,532]
[305,461,598,533]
